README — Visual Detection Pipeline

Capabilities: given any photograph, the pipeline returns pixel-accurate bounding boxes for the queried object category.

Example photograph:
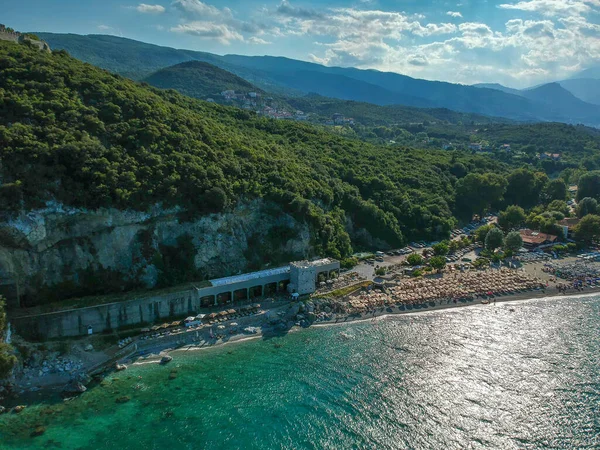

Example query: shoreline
[147,285,600,357]
[6,286,599,405]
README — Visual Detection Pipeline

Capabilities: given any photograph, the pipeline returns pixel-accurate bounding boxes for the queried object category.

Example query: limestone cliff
[0,200,311,307]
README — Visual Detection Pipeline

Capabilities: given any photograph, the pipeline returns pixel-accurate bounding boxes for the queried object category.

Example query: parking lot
[350,215,498,280]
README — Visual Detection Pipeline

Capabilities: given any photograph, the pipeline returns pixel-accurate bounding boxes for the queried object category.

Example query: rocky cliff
[0,200,311,307]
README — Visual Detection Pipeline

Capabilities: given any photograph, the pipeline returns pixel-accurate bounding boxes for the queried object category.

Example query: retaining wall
[11,289,198,340]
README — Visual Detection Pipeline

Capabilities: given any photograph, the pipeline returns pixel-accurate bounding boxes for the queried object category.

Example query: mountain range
[36,32,600,127]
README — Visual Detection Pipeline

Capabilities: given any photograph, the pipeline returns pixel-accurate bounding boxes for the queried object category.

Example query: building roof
[290,258,337,269]
[519,229,558,245]
[209,266,290,287]
[558,218,580,228]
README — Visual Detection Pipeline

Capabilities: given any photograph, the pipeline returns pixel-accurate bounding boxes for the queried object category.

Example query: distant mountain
[144,62,509,127]
[570,65,600,80]
[144,61,262,100]
[473,83,523,96]
[558,79,600,106]
[267,70,435,107]
[36,32,600,126]
[34,32,300,96]
[520,83,600,123]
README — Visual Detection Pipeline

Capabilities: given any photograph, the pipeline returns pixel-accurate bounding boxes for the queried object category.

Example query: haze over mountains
[36,32,600,127]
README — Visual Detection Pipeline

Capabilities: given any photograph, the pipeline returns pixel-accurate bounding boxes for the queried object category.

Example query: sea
[1,295,600,450]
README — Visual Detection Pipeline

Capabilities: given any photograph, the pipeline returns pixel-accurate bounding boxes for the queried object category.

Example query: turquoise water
[2,295,600,449]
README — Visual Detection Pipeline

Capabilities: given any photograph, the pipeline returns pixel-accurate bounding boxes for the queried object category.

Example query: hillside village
[215,89,356,124]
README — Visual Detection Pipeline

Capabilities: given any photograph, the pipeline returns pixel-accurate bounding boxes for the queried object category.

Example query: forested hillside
[0,40,505,260]
[144,61,263,100]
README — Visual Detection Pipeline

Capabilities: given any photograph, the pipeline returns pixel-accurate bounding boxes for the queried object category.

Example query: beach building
[288,259,341,295]
[520,229,558,249]
[195,258,340,306]
[557,218,580,239]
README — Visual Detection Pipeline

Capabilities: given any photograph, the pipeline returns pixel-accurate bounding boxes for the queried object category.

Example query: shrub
[340,257,359,269]
[407,253,424,266]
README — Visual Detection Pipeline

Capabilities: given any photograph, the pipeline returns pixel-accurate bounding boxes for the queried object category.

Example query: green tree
[574,214,600,243]
[429,256,447,272]
[485,227,504,251]
[547,200,569,217]
[432,242,449,256]
[448,240,459,253]
[450,162,467,178]
[475,224,494,243]
[577,197,598,218]
[577,171,600,201]
[498,205,526,230]
[455,173,507,218]
[504,231,523,252]
[544,179,567,202]
[504,168,548,208]
[407,253,424,266]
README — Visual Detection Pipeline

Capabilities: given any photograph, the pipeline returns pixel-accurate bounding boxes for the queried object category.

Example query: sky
[3,0,600,88]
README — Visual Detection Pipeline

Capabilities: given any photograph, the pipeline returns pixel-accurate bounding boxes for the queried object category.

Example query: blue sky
[4,0,600,87]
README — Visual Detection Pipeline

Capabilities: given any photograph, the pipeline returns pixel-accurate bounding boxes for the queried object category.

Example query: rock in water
[0,406,6,415]
[13,405,26,414]
[31,426,46,437]
[115,396,130,404]
[63,380,87,395]
[115,363,127,371]
[160,355,173,365]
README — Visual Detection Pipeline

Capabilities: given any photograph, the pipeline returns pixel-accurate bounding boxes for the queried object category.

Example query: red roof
[519,229,558,245]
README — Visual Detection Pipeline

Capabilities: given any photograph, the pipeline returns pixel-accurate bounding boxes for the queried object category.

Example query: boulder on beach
[0,405,6,415]
[84,344,94,352]
[115,363,127,371]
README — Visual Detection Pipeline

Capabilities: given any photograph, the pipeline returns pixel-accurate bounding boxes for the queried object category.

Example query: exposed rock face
[0,200,312,305]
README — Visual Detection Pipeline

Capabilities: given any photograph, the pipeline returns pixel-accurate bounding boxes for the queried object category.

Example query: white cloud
[170,0,275,43]
[248,36,272,45]
[171,21,243,44]
[97,24,111,31]
[135,3,165,14]
[447,11,463,18]
[172,0,230,19]
[289,0,600,87]
[498,0,600,17]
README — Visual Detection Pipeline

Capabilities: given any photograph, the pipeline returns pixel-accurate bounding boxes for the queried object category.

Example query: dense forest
[0,40,507,260]
[144,61,264,100]
[137,61,600,171]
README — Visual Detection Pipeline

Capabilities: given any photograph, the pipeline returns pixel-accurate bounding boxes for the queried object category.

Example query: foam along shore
[137,283,600,362]
[9,265,600,401]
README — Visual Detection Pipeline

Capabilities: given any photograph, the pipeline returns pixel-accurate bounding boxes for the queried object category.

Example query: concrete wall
[10,259,339,340]
[11,289,198,340]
